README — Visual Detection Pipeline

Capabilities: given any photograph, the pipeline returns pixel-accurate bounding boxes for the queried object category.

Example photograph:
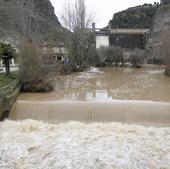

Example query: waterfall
[10,100,170,126]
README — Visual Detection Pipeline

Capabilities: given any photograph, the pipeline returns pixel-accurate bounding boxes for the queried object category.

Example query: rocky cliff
[147,4,170,63]
[0,0,61,45]
[109,4,158,29]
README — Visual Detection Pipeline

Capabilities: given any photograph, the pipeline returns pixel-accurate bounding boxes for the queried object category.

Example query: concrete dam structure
[95,28,149,49]
[10,100,170,126]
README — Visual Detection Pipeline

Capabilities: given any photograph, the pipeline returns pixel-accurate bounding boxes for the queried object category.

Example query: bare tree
[61,0,95,70]
[62,0,93,32]
[19,42,43,82]
[161,24,170,76]
[97,46,123,66]
[129,48,146,68]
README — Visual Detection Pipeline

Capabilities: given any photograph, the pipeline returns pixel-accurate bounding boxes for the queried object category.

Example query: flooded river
[3,65,170,169]
[10,65,170,124]
[1,120,170,169]
[17,65,170,102]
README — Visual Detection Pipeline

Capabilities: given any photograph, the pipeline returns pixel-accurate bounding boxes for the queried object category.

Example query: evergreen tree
[0,43,16,76]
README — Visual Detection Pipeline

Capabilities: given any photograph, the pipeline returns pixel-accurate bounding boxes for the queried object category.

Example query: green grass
[0,74,18,88]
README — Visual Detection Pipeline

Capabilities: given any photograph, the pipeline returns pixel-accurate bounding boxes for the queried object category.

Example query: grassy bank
[0,74,18,88]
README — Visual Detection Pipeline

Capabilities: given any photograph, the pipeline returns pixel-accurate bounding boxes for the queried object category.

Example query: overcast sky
[50,0,160,28]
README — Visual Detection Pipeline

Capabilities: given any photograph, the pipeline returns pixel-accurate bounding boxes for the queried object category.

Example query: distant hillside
[0,0,62,44]
[109,4,159,29]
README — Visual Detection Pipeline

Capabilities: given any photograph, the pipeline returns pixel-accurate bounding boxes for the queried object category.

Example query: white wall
[96,35,109,49]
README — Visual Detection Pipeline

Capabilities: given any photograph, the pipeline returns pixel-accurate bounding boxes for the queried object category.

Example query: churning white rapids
[1,120,170,169]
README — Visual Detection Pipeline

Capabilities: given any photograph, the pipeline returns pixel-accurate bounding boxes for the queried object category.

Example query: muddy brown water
[10,65,170,125]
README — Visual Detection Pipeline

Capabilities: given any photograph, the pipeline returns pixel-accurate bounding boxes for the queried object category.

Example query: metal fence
[0,79,20,98]
[0,79,20,113]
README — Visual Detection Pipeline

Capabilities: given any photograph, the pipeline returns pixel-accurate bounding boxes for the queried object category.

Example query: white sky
[50,0,160,28]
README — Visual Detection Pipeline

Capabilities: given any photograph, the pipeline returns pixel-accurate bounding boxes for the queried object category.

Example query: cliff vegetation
[109,3,159,29]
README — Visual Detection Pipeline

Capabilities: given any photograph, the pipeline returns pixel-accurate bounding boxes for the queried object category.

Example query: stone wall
[96,35,109,49]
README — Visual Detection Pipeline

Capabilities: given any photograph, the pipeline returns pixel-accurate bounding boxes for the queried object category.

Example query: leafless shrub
[97,46,123,66]
[19,41,43,82]
[129,48,146,67]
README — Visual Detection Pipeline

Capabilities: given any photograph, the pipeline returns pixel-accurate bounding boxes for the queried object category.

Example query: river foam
[1,120,170,169]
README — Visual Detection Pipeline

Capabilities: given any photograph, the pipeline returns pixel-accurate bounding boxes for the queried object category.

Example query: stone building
[42,43,68,64]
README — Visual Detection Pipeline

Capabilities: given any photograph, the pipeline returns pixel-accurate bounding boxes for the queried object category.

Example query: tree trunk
[4,58,10,76]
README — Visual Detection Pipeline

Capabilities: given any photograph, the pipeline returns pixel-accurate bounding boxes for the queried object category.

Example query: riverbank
[1,119,170,169]
[0,73,19,120]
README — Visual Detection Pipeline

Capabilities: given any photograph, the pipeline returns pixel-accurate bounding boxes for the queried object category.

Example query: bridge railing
[0,79,20,98]
[95,28,150,36]
[0,79,20,112]
[110,29,150,35]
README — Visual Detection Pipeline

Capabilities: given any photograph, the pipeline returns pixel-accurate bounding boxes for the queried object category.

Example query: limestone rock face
[161,0,170,5]
[0,0,61,45]
[109,4,158,29]
[147,4,170,62]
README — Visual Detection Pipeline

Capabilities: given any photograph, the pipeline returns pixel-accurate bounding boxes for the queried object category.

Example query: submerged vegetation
[97,46,146,68]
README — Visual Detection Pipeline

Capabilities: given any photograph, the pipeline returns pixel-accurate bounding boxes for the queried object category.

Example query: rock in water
[0,0,61,44]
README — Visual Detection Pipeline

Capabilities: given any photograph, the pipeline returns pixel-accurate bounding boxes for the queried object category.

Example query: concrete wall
[110,34,145,49]
[10,100,170,126]
[96,35,109,49]
[0,98,3,118]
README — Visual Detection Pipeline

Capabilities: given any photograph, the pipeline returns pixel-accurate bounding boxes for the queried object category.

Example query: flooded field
[1,120,170,169]
[17,65,170,102]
